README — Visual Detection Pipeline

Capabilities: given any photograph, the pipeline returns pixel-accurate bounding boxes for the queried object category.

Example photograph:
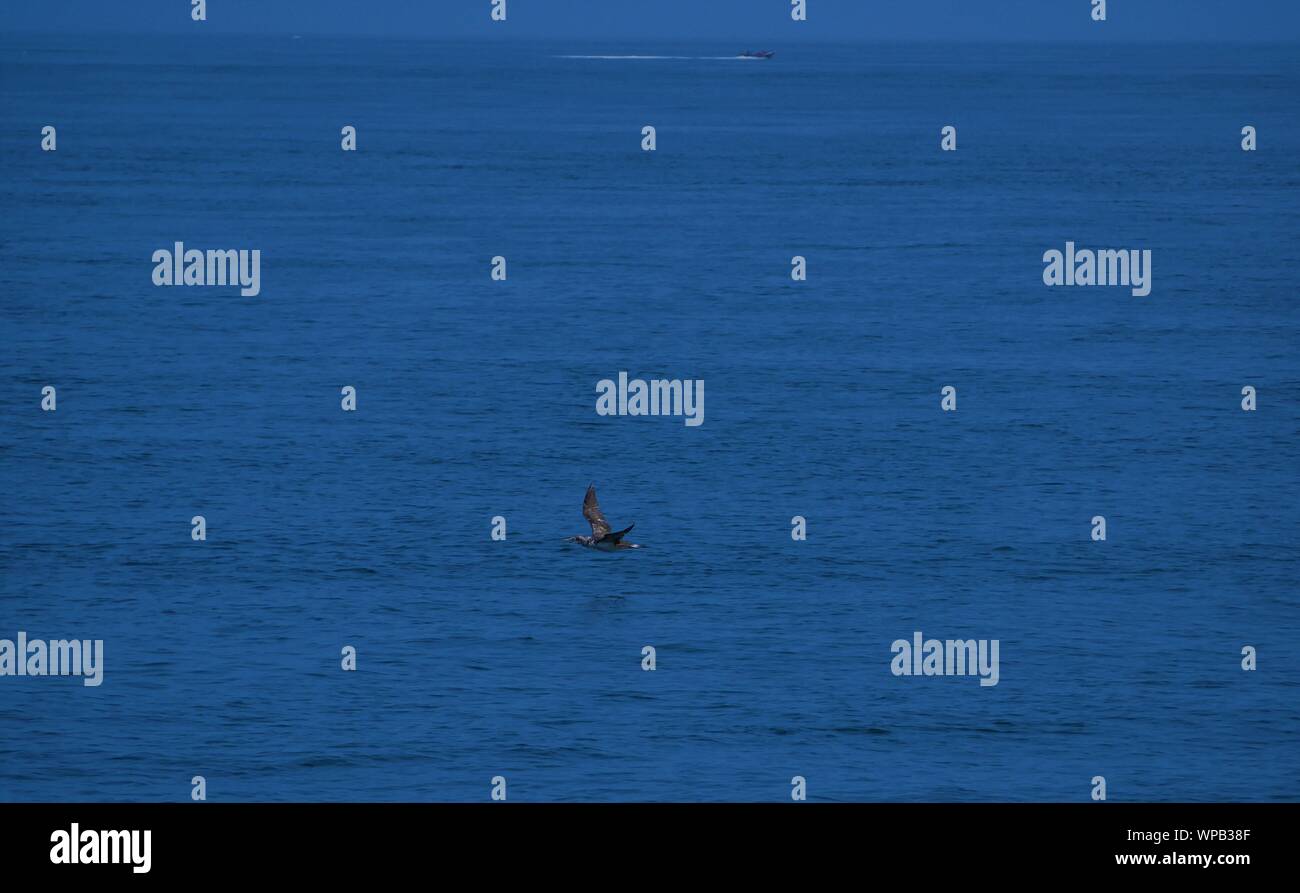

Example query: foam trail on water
[557,55,764,61]
[558,54,692,60]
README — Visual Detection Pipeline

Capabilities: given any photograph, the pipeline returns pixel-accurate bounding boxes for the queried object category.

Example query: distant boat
[739,50,775,59]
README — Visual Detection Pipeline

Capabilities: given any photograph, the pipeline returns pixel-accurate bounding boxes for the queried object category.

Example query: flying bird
[567,485,640,551]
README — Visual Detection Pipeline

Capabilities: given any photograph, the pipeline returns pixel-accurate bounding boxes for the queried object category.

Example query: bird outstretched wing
[583,485,612,538]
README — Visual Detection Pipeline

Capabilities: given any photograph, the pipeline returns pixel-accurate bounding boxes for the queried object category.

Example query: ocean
[1,34,1297,801]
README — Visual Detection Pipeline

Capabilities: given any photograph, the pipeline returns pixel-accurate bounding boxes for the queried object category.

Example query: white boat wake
[557,55,767,61]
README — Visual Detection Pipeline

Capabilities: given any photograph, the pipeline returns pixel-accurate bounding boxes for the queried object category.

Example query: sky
[1,0,1298,42]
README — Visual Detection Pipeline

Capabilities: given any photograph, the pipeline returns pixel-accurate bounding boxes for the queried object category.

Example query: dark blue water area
[1,34,1297,801]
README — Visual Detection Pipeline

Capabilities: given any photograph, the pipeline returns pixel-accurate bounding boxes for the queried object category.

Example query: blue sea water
[1,35,1298,802]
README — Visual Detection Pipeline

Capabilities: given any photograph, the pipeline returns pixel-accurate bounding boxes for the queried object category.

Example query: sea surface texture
[1,35,1297,801]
